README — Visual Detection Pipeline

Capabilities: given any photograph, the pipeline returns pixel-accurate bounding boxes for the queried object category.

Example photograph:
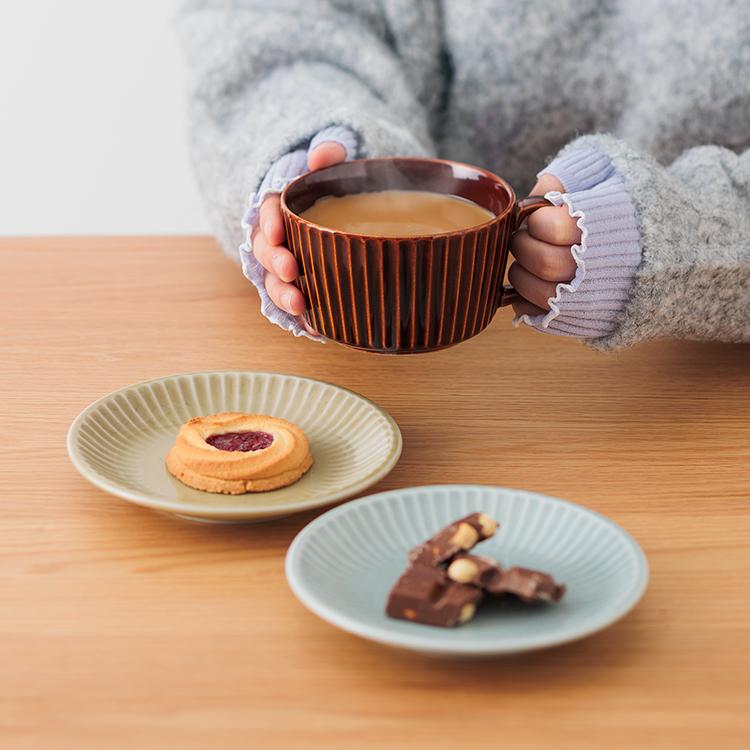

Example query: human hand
[508,175,581,317]
[250,142,347,316]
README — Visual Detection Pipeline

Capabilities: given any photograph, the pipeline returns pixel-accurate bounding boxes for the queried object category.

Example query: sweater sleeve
[523,135,750,348]
[176,0,441,259]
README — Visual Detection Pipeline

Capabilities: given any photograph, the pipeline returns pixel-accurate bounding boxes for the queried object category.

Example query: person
[178,0,749,349]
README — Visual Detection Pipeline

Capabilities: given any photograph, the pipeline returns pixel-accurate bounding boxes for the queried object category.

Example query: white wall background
[0,0,210,235]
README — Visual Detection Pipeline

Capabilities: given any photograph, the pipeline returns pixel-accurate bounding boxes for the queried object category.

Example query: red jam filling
[205,431,274,452]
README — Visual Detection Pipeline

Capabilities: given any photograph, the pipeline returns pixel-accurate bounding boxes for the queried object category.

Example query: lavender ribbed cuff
[238,125,358,340]
[538,147,615,194]
[517,147,642,338]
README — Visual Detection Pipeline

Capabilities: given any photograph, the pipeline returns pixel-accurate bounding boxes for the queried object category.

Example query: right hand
[250,142,347,316]
[508,174,580,318]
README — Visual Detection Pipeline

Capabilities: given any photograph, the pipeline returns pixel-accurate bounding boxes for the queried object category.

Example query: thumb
[307,141,347,172]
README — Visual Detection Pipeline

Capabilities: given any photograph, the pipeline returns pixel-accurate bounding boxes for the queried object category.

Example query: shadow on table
[360,607,650,688]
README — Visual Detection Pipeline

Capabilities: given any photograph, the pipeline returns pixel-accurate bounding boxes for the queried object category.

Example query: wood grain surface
[2,236,749,750]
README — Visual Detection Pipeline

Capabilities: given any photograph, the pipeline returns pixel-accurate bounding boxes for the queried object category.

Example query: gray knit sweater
[178,0,750,348]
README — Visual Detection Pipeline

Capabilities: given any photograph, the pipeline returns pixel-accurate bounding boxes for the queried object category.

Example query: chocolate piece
[447,553,504,593]
[408,512,498,565]
[385,565,484,627]
[449,557,565,602]
[496,567,565,603]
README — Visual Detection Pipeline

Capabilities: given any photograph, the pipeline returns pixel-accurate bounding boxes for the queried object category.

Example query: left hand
[251,141,347,317]
[508,175,581,317]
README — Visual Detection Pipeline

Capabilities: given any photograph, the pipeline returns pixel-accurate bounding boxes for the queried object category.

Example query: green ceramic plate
[286,485,649,655]
[67,371,402,522]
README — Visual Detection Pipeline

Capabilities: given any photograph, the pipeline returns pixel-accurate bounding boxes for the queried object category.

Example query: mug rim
[280,156,518,241]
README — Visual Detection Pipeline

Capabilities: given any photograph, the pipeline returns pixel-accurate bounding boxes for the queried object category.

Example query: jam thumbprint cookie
[166,412,312,494]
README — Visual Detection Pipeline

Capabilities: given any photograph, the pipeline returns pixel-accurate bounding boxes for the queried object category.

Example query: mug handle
[498,195,554,307]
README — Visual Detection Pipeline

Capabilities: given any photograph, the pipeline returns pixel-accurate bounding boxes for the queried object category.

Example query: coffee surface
[300,190,494,236]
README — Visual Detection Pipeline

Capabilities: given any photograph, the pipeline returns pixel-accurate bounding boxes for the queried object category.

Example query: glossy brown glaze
[281,158,550,354]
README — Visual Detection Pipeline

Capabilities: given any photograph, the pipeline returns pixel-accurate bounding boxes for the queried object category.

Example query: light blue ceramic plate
[286,485,648,655]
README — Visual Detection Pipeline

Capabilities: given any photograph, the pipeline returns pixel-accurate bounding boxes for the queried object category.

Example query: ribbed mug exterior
[281,158,537,354]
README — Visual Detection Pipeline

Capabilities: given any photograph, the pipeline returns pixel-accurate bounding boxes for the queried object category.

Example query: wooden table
[3,237,749,749]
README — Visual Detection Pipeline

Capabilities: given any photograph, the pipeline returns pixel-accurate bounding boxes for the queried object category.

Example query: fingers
[511,297,549,319]
[265,272,306,316]
[308,141,347,172]
[254,228,306,315]
[252,206,303,314]
[507,262,559,311]
[258,194,285,246]
[510,229,576,282]
[526,205,582,246]
[524,174,581,245]
[252,231,299,283]
[300,317,319,336]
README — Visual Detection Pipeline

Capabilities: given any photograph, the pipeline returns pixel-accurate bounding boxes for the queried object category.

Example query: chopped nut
[458,603,477,624]
[447,557,479,584]
[404,608,417,620]
[451,522,479,550]
[477,513,498,538]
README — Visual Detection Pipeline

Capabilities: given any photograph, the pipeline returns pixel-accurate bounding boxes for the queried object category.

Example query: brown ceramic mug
[281,157,551,354]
